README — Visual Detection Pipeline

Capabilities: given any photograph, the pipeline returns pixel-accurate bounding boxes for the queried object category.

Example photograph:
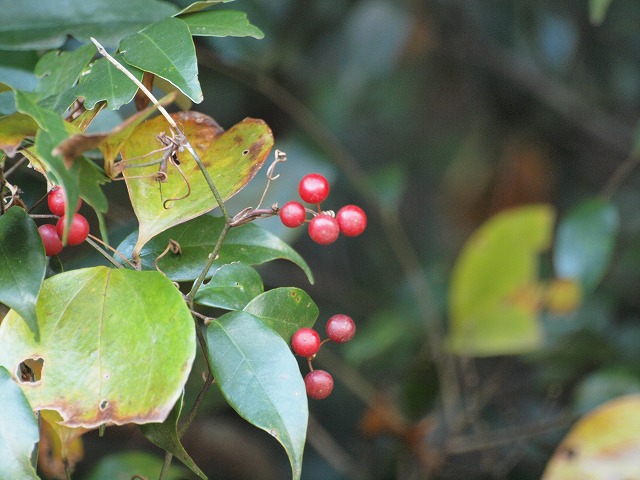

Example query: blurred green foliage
[4,0,640,478]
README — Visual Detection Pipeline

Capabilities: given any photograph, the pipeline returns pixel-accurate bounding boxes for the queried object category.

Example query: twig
[85,236,124,268]
[158,451,173,480]
[178,371,214,438]
[87,233,137,269]
[599,149,640,200]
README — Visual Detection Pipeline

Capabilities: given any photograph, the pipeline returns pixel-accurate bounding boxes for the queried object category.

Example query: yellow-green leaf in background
[121,111,273,260]
[447,204,555,356]
[542,394,640,480]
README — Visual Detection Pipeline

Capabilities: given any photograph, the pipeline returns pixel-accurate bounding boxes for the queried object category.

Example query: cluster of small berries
[38,186,90,256]
[279,173,367,245]
[291,314,356,400]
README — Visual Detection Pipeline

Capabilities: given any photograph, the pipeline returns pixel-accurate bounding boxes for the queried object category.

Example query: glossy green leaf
[115,215,313,283]
[447,204,555,356]
[0,112,38,157]
[0,267,195,429]
[86,451,188,480]
[0,207,45,338]
[244,287,319,342]
[194,263,264,310]
[121,112,274,258]
[77,157,109,214]
[13,89,80,242]
[206,311,307,480]
[589,0,614,25]
[0,366,39,480]
[76,54,144,110]
[554,199,618,293]
[0,0,179,50]
[121,17,202,103]
[140,393,206,479]
[181,10,264,38]
[35,44,96,100]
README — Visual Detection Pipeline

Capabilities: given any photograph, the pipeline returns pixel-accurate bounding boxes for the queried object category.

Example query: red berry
[38,224,64,256]
[48,186,81,217]
[299,173,330,204]
[279,201,307,228]
[291,328,322,357]
[336,205,367,237]
[308,214,339,245]
[56,213,90,246]
[305,370,334,400]
[326,314,356,343]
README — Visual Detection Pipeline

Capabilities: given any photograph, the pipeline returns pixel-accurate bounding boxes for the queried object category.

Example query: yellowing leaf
[121,111,273,259]
[542,395,640,480]
[0,267,195,429]
[447,204,555,356]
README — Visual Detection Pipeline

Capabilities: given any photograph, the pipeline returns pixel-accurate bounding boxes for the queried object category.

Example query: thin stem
[185,222,231,306]
[599,149,640,201]
[178,371,214,438]
[90,38,177,131]
[4,156,27,178]
[87,233,138,269]
[158,451,173,480]
[85,236,123,268]
[29,214,59,219]
[65,463,72,480]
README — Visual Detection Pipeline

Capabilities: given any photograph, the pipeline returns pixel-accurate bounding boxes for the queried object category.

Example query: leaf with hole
[542,394,640,479]
[243,287,319,342]
[115,215,313,283]
[0,267,195,429]
[120,112,274,259]
[0,206,45,338]
[194,263,264,310]
[447,204,555,356]
[206,311,307,480]
[0,366,39,479]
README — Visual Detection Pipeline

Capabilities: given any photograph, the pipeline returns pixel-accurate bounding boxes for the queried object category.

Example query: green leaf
[554,199,618,294]
[194,263,264,310]
[0,0,179,50]
[12,89,81,241]
[0,207,45,338]
[589,0,615,25]
[115,215,314,283]
[181,10,264,39]
[0,112,38,158]
[35,44,97,100]
[0,366,39,480]
[0,267,195,428]
[175,0,234,16]
[206,311,307,480]
[120,17,202,103]
[244,287,319,342]
[140,393,207,479]
[447,204,555,356]
[86,451,188,480]
[77,157,109,214]
[76,54,144,110]
[121,112,274,257]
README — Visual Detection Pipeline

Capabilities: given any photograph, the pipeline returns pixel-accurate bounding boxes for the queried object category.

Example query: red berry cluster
[291,314,356,400]
[38,186,90,256]
[279,173,367,245]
